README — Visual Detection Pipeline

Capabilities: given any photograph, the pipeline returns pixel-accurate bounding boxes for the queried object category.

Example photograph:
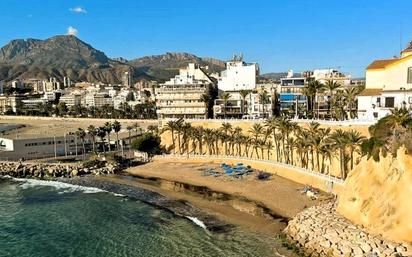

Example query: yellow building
[358,41,412,120]
[365,41,412,90]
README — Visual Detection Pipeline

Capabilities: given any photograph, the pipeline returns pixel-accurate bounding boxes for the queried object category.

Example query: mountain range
[0,35,227,84]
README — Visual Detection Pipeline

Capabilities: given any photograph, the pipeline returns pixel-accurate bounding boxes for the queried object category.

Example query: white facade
[312,69,351,86]
[358,90,412,120]
[60,94,82,107]
[357,41,412,120]
[218,61,258,91]
[156,63,213,119]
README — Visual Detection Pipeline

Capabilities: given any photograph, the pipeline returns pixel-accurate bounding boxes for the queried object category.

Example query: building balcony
[157,102,205,108]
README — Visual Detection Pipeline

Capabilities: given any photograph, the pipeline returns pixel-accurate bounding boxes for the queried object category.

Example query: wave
[186,216,207,230]
[11,177,107,194]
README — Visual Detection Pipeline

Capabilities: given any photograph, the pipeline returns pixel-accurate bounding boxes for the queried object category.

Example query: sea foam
[186,216,207,230]
[11,177,106,194]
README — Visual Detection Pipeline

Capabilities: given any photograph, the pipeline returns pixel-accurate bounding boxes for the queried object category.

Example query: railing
[156,153,345,185]
[161,117,377,126]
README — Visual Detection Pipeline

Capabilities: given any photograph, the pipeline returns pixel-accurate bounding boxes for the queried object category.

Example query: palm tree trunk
[107,134,111,152]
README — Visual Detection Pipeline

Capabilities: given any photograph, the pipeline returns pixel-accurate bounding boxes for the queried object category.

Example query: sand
[0,116,157,139]
[126,160,331,220]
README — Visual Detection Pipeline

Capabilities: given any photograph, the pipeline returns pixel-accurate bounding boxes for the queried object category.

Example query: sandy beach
[117,159,332,236]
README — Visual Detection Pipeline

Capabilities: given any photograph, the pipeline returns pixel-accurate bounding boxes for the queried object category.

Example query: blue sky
[1,0,412,77]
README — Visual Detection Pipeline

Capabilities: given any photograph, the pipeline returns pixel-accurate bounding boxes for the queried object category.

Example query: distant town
[3,37,410,123]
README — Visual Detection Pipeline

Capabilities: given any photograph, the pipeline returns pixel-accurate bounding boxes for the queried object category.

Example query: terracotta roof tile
[366,59,399,70]
[358,88,382,96]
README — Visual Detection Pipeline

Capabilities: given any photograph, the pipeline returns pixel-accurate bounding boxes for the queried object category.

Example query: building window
[376,97,381,107]
[385,97,395,108]
[408,67,412,84]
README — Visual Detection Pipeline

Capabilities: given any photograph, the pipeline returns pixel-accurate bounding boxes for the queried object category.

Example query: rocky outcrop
[0,161,120,179]
[337,148,412,243]
[284,203,412,257]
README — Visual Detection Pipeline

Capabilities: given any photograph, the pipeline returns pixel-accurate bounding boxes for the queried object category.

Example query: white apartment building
[59,94,82,108]
[84,93,113,108]
[156,63,214,119]
[311,69,351,86]
[358,40,412,120]
[218,59,259,91]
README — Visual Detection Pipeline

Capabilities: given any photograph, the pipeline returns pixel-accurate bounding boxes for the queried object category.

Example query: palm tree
[345,130,365,170]
[248,123,264,158]
[239,89,251,116]
[220,122,232,155]
[200,93,212,119]
[97,127,107,153]
[126,125,134,153]
[87,125,97,152]
[344,87,360,119]
[303,80,325,118]
[258,90,270,118]
[103,122,113,151]
[112,120,122,150]
[324,80,341,119]
[174,119,184,154]
[163,120,177,153]
[220,92,231,118]
[76,128,87,159]
[331,129,349,179]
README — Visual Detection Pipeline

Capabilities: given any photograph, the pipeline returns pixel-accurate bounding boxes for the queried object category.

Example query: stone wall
[0,161,119,178]
[284,203,412,257]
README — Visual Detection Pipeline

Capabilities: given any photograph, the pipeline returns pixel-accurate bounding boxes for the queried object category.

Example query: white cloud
[67,26,79,36]
[69,7,87,13]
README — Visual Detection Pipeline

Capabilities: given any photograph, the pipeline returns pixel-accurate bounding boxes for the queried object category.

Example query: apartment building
[218,57,259,91]
[156,63,214,119]
[59,94,82,108]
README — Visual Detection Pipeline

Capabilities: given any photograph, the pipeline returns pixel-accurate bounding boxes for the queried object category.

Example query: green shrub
[131,133,162,156]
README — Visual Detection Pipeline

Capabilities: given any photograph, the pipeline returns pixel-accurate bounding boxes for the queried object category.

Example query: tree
[97,127,107,153]
[345,130,365,170]
[239,90,251,116]
[126,125,134,152]
[324,80,341,119]
[56,102,68,117]
[248,123,264,158]
[163,120,177,153]
[87,125,97,152]
[331,129,349,179]
[76,128,87,159]
[302,80,325,118]
[200,84,219,118]
[220,122,233,155]
[258,90,270,118]
[132,133,162,156]
[220,92,231,118]
[112,120,122,150]
[104,122,113,152]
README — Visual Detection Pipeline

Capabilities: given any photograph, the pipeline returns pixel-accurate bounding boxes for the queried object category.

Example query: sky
[1,0,412,77]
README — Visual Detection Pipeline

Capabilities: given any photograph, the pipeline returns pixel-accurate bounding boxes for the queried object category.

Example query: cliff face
[337,148,412,243]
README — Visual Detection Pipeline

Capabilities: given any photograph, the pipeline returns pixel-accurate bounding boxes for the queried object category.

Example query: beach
[117,159,332,236]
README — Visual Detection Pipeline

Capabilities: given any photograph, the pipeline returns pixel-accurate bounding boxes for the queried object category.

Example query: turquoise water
[0,177,282,257]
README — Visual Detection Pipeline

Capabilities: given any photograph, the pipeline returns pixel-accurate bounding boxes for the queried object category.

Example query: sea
[0,177,289,257]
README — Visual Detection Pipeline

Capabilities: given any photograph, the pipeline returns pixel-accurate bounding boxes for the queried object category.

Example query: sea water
[0,177,286,257]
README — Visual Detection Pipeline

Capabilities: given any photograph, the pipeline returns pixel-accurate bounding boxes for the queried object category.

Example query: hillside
[0,35,226,83]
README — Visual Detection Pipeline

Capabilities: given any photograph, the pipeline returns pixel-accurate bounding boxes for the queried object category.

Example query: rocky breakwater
[0,161,120,178]
[284,202,412,257]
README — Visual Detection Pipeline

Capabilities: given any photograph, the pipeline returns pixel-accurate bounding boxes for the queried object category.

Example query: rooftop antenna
[400,21,403,53]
